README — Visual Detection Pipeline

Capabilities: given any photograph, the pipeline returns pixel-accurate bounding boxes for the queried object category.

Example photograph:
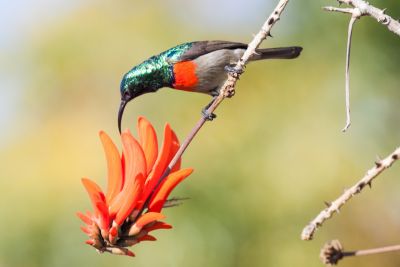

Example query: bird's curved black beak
[118,100,127,134]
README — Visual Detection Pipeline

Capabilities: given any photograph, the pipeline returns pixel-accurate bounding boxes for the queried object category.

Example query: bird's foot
[225,88,235,98]
[224,64,243,78]
[202,97,218,121]
[201,108,217,121]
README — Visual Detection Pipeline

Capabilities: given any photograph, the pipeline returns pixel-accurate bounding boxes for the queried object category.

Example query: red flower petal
[128,212,165,236]
[113,173,145,226]
[80,226,91,234]
[169,128,181,173]
[137,116,158,175]
[109,132,146,218]
[107,247,135,257]
[141,124,173,204]
[99,131,123,203]
[76,211,92,225]
[138,234,157,242]
[144,221,172,232]
[121,130,146,188]
[96,201,110,231]
[85,239,95,245]
[149,168,193,212]
[135,212,165,228]
[81,178,106,217]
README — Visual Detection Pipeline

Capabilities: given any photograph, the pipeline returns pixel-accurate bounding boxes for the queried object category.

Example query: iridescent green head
[118,55,173,133]
[118,42,193,133]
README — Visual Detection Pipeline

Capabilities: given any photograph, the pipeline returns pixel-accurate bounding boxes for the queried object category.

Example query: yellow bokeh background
[1,1,400,266]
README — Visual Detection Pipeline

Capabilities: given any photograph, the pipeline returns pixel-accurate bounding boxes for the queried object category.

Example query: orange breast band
[172,61,198,91]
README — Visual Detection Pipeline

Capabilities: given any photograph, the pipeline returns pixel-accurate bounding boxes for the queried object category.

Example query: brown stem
[320,240,400,265]
[350,244,400,257]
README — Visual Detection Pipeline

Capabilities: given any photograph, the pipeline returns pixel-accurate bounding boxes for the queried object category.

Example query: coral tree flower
[77,117,193,257]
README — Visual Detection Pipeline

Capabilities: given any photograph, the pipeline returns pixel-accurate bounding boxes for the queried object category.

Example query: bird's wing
[174,41,247,62]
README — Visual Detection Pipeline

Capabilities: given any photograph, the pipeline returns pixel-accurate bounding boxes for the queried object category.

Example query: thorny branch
[320,239,400,265]
[142,0,291,213]
[301,146,400,241]
[324,0,400,131]
[327,0,400,37]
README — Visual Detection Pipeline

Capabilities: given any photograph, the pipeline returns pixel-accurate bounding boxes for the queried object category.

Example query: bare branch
[333,0,400,36]
[325,1,400,131]
[301,146,400,241]
[323,6,354,14]
[342,13,360,132]
[321,240,400,265]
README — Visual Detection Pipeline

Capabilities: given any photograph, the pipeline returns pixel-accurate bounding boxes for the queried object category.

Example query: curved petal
[128,212,165,236]
[144,221,172,232]
[110,131,147,218]
[137,116,158,175]
[138,234,157,242]
[169,128,181,173]
[80,226,91,234]
[113,173,145,226]
[141,124,173,203]
[149,168,193,212]
[76,211,92,225]
[135,212,165,228]
[96,201,110,231]
[121,130,146,188]
[81,178,106,217]
[99,131,123,203]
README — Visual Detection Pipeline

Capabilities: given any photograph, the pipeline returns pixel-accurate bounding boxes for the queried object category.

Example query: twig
[324,0,400,131]
[138,0,291,216]
[342,12,360,132]
[301,146,400,241]
[327,0,400,37]
[324,6,362,132]
[321,239,400,265]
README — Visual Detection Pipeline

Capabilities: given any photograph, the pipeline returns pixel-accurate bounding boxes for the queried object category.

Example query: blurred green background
[1,0,400,266]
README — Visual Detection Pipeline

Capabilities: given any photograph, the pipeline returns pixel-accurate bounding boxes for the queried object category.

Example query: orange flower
[77,117,193,257]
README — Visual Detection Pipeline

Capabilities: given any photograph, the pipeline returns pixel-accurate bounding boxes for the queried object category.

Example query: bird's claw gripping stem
[202,109,217,121]
[224,64,243,78]
[202,97,218,121]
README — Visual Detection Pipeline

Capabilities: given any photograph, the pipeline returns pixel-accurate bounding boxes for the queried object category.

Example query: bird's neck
[129,55,173,92]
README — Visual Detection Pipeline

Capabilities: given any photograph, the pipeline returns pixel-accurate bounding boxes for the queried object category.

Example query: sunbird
[118,40,302,132]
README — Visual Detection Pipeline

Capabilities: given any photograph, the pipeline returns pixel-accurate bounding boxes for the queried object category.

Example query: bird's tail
[253,46,302,60]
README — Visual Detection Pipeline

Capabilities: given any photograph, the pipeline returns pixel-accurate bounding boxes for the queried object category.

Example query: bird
[118,40,302,132]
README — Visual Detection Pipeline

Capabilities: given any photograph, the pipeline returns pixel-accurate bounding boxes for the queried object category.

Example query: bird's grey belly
[193,48,245,94]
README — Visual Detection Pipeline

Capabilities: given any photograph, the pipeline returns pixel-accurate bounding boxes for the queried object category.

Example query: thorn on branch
[357,182,365,192]
[301,147,400,241]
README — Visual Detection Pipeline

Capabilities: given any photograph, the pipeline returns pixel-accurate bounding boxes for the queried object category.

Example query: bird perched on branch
[118,40,302,132]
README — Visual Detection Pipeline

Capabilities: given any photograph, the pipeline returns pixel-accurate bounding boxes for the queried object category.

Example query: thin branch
[321,239,400,265]
[333,0,400,37]
[301,146,400,241]
[138,0,291,216]
[323,6,354,14]
[324,1,400,131]
[342,13,359,132]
